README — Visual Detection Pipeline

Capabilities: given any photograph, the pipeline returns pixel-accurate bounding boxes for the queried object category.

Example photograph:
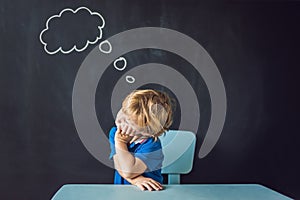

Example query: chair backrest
[159,130,196,184]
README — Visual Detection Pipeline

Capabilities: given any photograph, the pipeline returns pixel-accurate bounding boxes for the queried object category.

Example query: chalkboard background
[1,0,299,199]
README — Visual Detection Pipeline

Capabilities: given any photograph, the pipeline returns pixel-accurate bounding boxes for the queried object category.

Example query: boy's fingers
[156,181,163,188]
[130,136,140,143]
[136,184,145,191]
[122,125,128,134]
[126,127,133,135]
[142,183,153,191]
[147,182,159,191]
[150,180,163,190]
[129,130,136,136]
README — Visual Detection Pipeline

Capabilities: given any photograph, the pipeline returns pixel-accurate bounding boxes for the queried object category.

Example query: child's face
[115,109,152,138]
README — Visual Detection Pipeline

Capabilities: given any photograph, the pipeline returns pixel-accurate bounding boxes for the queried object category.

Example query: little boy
[109,89,174,191]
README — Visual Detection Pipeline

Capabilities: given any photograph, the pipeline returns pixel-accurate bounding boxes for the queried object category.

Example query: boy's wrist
[115,141,128,147]
[115,141,129,155]
[115,138,128,144]
[126,175,142,185]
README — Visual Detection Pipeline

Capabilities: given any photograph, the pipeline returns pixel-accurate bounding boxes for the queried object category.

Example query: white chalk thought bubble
[99,40,112,54]
[113,57,127,71]
[125,75,135,83]
[39,6,105,55]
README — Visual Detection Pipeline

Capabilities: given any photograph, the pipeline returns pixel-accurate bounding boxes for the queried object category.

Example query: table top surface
[52,184,292,200]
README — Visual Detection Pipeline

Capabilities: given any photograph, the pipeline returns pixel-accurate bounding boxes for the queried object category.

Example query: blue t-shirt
[109,127,164,184]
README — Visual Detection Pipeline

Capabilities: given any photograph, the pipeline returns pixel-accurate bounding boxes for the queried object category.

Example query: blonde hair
[122,89,174,141]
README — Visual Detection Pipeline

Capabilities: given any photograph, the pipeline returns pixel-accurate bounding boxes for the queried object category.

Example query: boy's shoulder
[109,127,117,142]
[110,126,117,133]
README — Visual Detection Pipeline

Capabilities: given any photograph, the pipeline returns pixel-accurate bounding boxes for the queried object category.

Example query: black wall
[1,0,299,199]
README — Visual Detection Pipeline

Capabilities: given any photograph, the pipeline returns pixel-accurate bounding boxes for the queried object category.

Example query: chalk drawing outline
[39,6,105,55]
[125,75,135,83]
[99,40,112,54]
[113,57,127,71]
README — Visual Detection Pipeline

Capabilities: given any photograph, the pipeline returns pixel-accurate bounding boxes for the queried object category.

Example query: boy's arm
[112,129,163,191]
[114,161,138,185]
[113,153,144,179]
[114,160,163,191]
[114,128,148,178]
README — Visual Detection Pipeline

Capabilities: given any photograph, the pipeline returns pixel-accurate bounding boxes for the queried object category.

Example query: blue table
[52,184,292,200]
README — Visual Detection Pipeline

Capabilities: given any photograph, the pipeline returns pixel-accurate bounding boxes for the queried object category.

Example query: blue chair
[159,130,196,184]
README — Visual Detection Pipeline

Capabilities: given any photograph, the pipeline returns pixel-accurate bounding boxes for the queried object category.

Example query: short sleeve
[134,140,164,172]
[109,127,117,160]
